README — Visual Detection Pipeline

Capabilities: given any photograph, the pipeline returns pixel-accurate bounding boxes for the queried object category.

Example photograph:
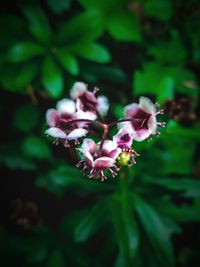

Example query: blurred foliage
[0,0,200,267]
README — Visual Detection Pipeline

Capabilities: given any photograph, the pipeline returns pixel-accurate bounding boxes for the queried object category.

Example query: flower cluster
[45,82,165,181]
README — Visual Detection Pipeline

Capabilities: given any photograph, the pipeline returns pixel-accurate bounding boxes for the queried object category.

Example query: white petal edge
[124,103,139,118]
[94,157,115,169]
[46,108,59,127]
[148,115,157,134]
[139,96,156,115]
[56,98,76,115]
[45,127,66,139]
[81,138,96,154]
[113,128,133,144]
[67,128,88,140]
[97,96,109,116]
[102,140,118,153]
[78,148,94,166]
[70,82,87,99]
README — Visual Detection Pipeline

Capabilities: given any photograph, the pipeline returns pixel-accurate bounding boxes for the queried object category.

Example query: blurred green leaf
[57,11,104,43]
[148,36,187,65]
[22,136,52,160]
[1,62,38,91]
[107,12,141,42]
[110,178,139,264]
[47,0,71,14]
[133,194,174,267]
[1,150,37,170]
[47,250,65,267]
[145,177,200,198]
[42,57,63,98]
[22,5,52,43]
[13,104,40,132]
[74,43,111,63]
[144,0,173,21]
[36,165,114,197]
[154,198,200,222]
[74,201,107,242]
[56,48,79,75]
[134,63,174,100]
[7,42,45,62]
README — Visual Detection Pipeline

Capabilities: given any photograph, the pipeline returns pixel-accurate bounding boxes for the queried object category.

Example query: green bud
[117,152,131,166]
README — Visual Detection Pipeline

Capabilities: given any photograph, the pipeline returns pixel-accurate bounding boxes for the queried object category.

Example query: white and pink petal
[97,96,109,116]
[81,138,96,154]
[139,96,156,115]
[70,82,87,99]
[46,109,60,127]
[94,157,115,170]
[56,98,76,115]
[67,128,88,140]
[45,127,67,139]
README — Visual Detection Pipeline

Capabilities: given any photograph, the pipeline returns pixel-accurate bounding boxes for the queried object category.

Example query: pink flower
[45,99,90,146]
[119,97,165,141]
[77,138,121,181]
[70,82,109,117]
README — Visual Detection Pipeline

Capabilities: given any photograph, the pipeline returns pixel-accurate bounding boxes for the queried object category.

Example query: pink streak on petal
[94,157,114,170]
[108,148,122,160]
[124,103,140,118]
[46,109,59,127]
[133,128,150,141]
[102,140,118,153]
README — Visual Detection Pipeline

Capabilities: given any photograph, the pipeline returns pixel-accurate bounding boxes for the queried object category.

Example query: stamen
[156,109,164,115]
[93,87,99,94]
[147,136,152,142]
[156,131,160,137]
[157,122,166,127]
[64,140,69,147]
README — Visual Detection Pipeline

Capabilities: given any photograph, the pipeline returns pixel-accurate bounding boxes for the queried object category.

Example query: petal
[94,157,115,170]
[70,82,87,99]
[132,128,151,141]
[118,122,134,133]
[124,103,140,118]
[45,127,66,139]
[139,97,156,115]
[102,140,118,154]
[67,128,88,140]
[113,128,133,147]
[76,98,84,111]
[108,148,122,160]
[46,109,59,127]
[56,99,76,115]
[81,138,96,154]
[97,96,109,116]
[148,115,157,134]
[78,148,93,167]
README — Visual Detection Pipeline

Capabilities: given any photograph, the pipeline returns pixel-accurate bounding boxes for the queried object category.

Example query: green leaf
[157,76,174,102]
[47,250,65,267]
[1,62,38,92]
[145,177,200,198]
[110,178,139,264]
[56,48,79,75]
[42,57,63,98]
[154,198,200,222]
[57,11,104,43]
[148,36,187,65]
[22,6,52,43]
[144,0,173,21]
[133,63,174,100]
[74,201,107,242]
[107,11,141,42]
[7,42,45,62]
[47,0,71,14]
[36,165,114,197]
[13,104,40,132]
[133,194,174,267]
[22,136,52,160]
[74,43,111,63]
